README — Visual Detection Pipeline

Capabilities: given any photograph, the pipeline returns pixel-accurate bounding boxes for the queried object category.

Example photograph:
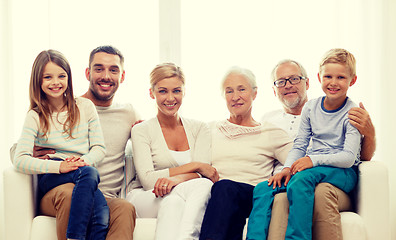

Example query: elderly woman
[126,63,219,240]
[199,66,293,240]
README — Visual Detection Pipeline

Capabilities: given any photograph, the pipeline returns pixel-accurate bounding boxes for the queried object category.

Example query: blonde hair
[319,48,356,76]
[150,63,185,89]
[29,50,79,139]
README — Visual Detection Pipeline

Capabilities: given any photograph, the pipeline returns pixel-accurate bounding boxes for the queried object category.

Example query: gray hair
[270,59,308,82]
[221,66,257,93]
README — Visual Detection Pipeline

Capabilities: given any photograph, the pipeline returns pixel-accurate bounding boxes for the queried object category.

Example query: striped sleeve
[79,98,106,166]
[13,110,62,174]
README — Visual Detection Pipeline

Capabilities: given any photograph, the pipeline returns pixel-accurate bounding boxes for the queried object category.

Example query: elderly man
[263,59,376,240]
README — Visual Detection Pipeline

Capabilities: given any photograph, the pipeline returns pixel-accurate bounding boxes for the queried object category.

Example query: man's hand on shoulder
[33,146,56,159]
[348,102,375,138]
[348,102,376,161]
[132,120,144,128]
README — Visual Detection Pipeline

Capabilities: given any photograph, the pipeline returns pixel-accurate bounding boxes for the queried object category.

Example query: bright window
[180,0,382,122]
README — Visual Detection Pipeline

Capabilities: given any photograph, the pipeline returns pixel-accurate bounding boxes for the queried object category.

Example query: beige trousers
[40,183,136,240]
[268,182,351,240]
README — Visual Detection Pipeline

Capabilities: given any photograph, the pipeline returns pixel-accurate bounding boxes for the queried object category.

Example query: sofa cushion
[30,216,57,240]
[29,216,158,240]
[341,212,367,240]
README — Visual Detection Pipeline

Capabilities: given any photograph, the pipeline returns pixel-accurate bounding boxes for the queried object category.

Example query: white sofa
[3,161,390,240]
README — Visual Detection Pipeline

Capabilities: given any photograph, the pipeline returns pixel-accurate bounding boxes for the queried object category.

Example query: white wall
[0,0,11,239]
[381,0,396,239]
[1,1,395,239]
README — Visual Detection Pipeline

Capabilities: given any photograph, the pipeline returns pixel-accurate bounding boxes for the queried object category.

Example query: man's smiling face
[273,62,309,113]
[86,52,125,103]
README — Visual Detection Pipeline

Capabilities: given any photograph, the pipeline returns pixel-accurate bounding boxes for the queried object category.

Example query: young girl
[13,50,108,240]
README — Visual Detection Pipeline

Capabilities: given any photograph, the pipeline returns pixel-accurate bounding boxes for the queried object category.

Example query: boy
[246,48,362,240]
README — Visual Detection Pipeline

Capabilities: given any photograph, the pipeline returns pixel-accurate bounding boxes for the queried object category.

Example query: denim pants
[199,179,254,240]
[38,166,109,240]
[246,166,357,240]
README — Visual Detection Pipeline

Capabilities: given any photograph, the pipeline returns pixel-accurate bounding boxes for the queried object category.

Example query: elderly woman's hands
[197,163,219,183]
[268,168,291,189]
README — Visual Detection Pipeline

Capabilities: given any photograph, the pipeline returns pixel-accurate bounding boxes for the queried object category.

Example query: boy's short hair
[319,48,356,77]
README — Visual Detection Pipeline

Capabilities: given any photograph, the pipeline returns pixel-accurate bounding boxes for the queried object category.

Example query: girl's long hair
[29,49,79,138]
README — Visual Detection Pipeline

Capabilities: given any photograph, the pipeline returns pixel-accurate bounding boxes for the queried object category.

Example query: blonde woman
[126,63,218,240]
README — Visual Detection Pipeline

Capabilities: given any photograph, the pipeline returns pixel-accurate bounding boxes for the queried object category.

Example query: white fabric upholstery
[3,161,390,240]
[340,212,367,240]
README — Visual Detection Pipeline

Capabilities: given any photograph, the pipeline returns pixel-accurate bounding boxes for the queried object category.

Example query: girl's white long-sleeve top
[13,97,106,174]
[131,117,211,190]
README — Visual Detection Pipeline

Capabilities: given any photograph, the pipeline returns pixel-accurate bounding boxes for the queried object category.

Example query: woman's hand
[153,177,181,197]
[59,157,88,173]
[290,156,313,175]
[268,168,291,189]
[196,163,219,183]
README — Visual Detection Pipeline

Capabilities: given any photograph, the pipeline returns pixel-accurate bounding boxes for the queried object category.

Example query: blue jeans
[200,179,254,240]
[246,166,358,240]
[38,166,109,240]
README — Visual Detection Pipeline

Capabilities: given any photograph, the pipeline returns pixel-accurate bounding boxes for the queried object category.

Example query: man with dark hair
[33,45,140,240]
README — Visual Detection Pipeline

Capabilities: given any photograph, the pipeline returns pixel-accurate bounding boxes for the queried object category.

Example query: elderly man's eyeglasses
[274,76,306,88]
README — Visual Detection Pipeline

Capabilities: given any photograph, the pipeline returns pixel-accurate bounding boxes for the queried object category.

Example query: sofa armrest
[356,161,390,240]
[3,167,36,240]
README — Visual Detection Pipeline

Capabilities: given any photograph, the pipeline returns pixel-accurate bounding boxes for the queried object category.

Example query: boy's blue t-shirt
[284,96,361,168]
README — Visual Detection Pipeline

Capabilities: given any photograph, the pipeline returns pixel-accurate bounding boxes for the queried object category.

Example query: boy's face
[318,63,357,108]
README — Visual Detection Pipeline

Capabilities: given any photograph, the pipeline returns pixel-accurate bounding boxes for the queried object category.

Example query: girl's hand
[290,156,313,174]
[268,168,291,189]
[59,159,87,173]
[66,156,89,165]
[197,163,219,183]
[153,177,180,197]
